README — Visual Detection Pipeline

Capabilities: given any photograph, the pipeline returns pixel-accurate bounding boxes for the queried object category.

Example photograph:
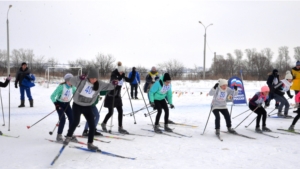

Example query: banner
[228,76,247,105]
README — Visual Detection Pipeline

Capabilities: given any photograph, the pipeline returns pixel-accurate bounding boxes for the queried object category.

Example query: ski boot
[101,123,108,132]
[95,129,103,136]
[154,125,162,134]
[87,143,100,151]
[255,127,263,133]
[227,127,237,134]
[70,136,79,143]
[284,113,293,119]
[164,124,173,132]
[288,125,295,131]
[82,130,89,137]
[56,134,63,142]
[168,120,175,124]
[215,129,220,135]
[0,131,2,135]
[262,126,272,132]
[63,136,72,145]
[277,112,285,117]
[18,100,25,108]
[135,96,139,99]
[118,127,129,134]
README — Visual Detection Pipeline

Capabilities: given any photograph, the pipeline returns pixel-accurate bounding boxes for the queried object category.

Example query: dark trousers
[102,106,123,127]
[20,86,32,100]
[154,99,169,125]
[292,108,300,125]
[212,109,231,129]
[67,103,95,143]
[295,91,299,95]
[84,105,99,130]
[56,101,73,134]
[130,84,138,98]
[249,104,267,127]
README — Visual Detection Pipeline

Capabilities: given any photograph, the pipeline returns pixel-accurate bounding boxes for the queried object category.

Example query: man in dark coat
[266,69,280,109]
[15,62,33,107]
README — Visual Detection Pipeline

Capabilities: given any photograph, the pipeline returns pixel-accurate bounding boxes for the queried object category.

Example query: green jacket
[149,75,172,104]
[50,84,76,103]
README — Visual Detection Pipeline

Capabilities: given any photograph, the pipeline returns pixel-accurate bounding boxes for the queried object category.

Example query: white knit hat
[219,79,228,86]
[64,73,73,81]
[285,70,293,80]
[117,61,125,72]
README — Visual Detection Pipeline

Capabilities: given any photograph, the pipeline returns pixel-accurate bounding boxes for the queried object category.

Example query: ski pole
[229,103,234,117]
[201,107,212,135]
[267,108,277,116]
[27,109,56,129]
[144,110,157,117]
[245,117,257,128]
[234,106,259,129]
[124,79,136,124]
[232,109,250,119]
[0,89,5,126]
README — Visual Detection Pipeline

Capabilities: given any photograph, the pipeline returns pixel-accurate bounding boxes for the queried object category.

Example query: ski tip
[26,126,30,129]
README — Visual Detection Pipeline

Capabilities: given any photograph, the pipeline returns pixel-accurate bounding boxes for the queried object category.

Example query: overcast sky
[0,0,299,69]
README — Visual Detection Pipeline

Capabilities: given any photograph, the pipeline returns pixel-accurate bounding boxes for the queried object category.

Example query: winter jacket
[143,71,159,93]
[273,79,293,97]
[0,79,10,88]
[15,67,31,87]
[266,72,279,93]
[50,83,76,103]
[128,71,140,85]
[149,75,173,104]
[295,92,300,103]
[208,86,237,110]
[291,67,300,91]
[104,69,136,108]
[249,92,269,107]
[21,74,35,88]
[70,76,115,106]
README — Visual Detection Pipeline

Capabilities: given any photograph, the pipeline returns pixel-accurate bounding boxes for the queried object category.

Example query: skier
[63,68,115,151]
[149,73,174,133]
[291,60,300,95]
[266,69,280,108]
[101,61,136,134]
[15,62,34,108]
[249,86,271,133]
[128,67,140,99]
[0,75,10,135]
[144,66,159,103]
[288,91,300,131]
[82,94,103,136]
[208,79,238,135]
[50,73,76,142]
[273,71,293,118]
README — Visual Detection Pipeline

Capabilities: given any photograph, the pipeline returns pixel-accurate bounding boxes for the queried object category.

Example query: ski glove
[213,83,219,89]
[15,84,18,88]
[170,104,175,109]
[265,101,270,107]
[54,102,60,109]
[234,85,238,91]
[112,80,118,86]
[288,94,293,99]
[150,102,155,108]
[79,74,86,80]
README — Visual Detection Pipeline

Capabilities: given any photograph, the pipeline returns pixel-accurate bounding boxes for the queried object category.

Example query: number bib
[118,79,124,86]
[60,85,73,102]
[160,84,171,94]
[80,81,95,98]
[216,91,227,101]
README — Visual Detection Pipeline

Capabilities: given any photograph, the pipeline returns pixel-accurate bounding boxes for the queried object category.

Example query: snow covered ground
[0,79,299,169]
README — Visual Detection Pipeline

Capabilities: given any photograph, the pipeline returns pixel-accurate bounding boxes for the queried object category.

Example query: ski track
[0,80,298,169]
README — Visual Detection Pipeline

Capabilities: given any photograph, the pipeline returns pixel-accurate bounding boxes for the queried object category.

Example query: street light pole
[7,4,12,131]
[199,21,213,80]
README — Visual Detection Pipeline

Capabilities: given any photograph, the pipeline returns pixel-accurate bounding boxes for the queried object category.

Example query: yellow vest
[291,68,300,91]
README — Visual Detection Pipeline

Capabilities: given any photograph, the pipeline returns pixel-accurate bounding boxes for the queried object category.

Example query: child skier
[208,79,238,135]
[249,86,271,132]
[50,73,76,142]
[0,75,11,135]
[273,71,293,118]
[64,68,115,151]
[288,92,300,131]
[101,61,136,134]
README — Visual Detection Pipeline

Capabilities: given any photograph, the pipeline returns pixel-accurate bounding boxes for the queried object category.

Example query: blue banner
[228,76,247,105]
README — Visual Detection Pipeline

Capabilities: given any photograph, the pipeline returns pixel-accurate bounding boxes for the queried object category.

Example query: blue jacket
[128,71,140,84]
[21,74,35,88]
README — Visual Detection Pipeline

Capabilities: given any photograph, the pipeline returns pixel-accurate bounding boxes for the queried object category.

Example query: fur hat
[296,61,300,66]
[64,73,73,81]
[117,61,125,72]
[163,73,171,82]
[219,79,227,86]
[87,68,99,78]
[261,86,270,92]
[285,70,293,80]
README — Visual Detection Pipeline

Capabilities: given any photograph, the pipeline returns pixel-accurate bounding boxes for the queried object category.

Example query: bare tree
[158,59,184,79]
[94,53,115,77]
[276,46,291,72]
[294,46,300,61]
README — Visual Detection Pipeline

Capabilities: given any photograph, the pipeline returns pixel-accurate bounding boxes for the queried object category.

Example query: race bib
[80,82,95,98]
[118,79,124,86]
[60,85,73,102]
[216,91,227,101]
[160,84,171,94]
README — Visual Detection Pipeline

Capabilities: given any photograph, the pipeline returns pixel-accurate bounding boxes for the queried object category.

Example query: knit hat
[117,61,125,72]
[64,73,73,81]
[21,62,27,66]
[285,70,293,80]
[219,79,228,86]
[163,73,171,82]
[296,61,300,66]
[261,86,270,92]
[87,68,99,78]
[272,69,278,75]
